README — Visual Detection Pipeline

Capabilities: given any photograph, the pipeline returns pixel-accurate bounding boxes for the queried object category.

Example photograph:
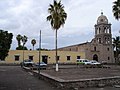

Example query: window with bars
[67,56,71,61]
[77,56,81,59]
[14,55,20,61]
[29,56,33,61]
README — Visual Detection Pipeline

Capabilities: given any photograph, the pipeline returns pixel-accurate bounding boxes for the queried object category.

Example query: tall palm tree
[113,36,120,62]
[31,39,36,50]
[21,35,28,62]
[21,35,28,47]
[47,0,67,71]
[16,34,22,47]
[112,0,120,20]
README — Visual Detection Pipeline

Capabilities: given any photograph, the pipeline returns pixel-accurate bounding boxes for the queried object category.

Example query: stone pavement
[25,65,120,89]
[41,65,120,80]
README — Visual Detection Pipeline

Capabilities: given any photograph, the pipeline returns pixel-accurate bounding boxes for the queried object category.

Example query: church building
[58,12,115,63]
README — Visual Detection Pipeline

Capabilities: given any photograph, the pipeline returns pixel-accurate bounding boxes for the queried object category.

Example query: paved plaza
[0,65,120,90]
[41,65,120,81]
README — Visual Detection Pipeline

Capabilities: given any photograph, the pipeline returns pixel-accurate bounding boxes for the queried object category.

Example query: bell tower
[91,12,114,63]
[94,12,112,45]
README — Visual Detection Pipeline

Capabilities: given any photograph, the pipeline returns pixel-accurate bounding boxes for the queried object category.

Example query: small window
[67,56,71,61]
[108,57,110,60]
[107,48,109,51]
[57,56,60,61]
[99,38,101,43]
[94,47,96,51]
[29,56,33,61]
[77,56,81,59]
[15,55,20,61]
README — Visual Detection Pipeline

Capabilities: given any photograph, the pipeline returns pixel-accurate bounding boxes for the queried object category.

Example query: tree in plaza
[113,36,120,62]
[112,0,120,20]
[47,0,67,71]
[21,35,28,50]
[16,35,28,50]
[31,39,36,50]
[16,34,22,47]
[0,30,13,60]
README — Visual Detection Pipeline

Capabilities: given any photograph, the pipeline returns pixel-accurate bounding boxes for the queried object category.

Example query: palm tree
[31,39,36,50]
[47,0,67,71]
[113,36,120,62]
[21,35,28,62]
[16,34,22,47]
[112,0,120,20]
[21,35,28,47]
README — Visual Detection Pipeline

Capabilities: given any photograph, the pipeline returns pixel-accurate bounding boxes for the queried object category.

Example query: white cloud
[0,0,119,50]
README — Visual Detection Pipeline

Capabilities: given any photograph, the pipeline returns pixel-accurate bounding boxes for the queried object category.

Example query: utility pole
[38,30,41,78]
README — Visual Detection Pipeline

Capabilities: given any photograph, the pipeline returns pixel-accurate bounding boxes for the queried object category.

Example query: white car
[89,60,101,65]
[77,59,91,65]
[35,62,47,70]
[35,62,47,67]
[22,59,34,67]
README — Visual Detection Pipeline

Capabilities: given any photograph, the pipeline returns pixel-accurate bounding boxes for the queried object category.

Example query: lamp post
[38,30,41,78]
[22,38,25,63]
[22,35,27,64]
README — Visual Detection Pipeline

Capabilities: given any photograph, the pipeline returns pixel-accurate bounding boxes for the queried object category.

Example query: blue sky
[0,0,119,50]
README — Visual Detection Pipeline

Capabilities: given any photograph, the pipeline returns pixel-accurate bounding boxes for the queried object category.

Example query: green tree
[16,45,28,50]
[47,0,67,71]
[16,34,22,47]
[0,30,13,60]
[16,35,28,50]
[113,36,120,63]
[31,39,36,50]
[21,35,28,49]
[112,0,120,20]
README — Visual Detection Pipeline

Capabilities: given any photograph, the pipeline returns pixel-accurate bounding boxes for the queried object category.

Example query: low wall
[23,67,120,89]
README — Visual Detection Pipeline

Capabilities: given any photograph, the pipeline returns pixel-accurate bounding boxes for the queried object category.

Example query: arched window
[107,28,109,33]
[94,47,96,51]
[105,37,107,44]
[106,38,110,44]
[104,27,107,33]
[99,38,101,43]
[99,28,101,34]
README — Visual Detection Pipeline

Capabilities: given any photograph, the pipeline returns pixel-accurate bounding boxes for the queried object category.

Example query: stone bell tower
[93,12,114,63]
[94,12,112,45]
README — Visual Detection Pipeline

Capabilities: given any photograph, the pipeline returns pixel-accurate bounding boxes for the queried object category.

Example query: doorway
[42,55,48,64]
[93,54,98,61]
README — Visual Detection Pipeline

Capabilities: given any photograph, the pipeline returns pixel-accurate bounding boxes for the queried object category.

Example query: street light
[22,35,27,64]
[38,30,41,78]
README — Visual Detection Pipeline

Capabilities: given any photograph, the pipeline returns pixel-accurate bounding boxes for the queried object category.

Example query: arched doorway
[93,54,98,61]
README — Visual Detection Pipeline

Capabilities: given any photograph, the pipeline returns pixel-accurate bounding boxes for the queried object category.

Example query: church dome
[97,12,108,24]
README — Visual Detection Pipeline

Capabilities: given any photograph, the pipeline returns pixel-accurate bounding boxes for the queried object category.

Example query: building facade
[0,50,85,64]
[58,12,115,63]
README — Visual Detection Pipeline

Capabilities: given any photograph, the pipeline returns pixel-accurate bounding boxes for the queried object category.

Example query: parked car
[89,60,101,65]
[34,62,47,70]
[35,62,47,66]
[21,59,34,67]
[101,61,107,65]
[77,59,91,65]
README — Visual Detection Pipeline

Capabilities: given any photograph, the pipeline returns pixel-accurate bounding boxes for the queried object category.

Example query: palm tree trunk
[55,29,58,71]
[33,45,34,50]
